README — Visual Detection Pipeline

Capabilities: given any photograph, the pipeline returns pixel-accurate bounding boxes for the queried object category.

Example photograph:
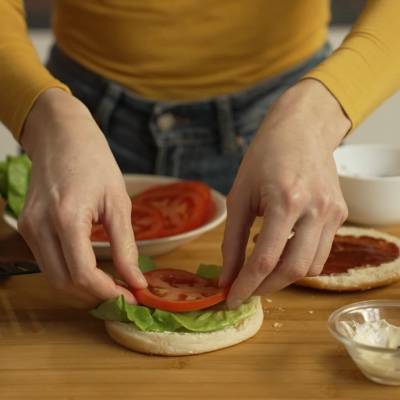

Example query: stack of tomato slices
[133,268,229,312]
[91,181,214,242]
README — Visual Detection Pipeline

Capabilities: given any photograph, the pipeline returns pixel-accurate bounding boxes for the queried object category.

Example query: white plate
[3,174,227,258]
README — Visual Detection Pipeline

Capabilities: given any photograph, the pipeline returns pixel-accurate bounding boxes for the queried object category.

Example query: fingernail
[136,272,148,288]
[122,291,137,305]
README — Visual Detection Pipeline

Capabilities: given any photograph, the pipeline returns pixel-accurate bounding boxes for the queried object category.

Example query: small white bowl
[334,144,400,226]
[3,174,227,258]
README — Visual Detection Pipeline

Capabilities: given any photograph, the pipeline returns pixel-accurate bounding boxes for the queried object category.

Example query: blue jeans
[47,44,330,194]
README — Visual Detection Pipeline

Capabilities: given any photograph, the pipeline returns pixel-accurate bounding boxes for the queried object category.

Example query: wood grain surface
[1,200,400,399]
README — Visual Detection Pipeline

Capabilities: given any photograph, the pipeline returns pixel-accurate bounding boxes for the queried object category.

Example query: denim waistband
[47,43,330,155]
[48,43,330,112]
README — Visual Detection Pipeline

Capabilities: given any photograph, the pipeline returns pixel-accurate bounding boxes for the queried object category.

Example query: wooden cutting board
[1,200,399,400]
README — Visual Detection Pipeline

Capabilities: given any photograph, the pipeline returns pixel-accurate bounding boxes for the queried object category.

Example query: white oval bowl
[3,174,227,258]
[334,144,400,226]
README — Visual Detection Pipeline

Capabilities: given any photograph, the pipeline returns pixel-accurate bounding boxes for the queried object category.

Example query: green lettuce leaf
[0,154,31,217]
[138,255,155,273]
[7,154,31,217]
[90,295,259,333]
[0,160,7,197]
[196,264,222,279]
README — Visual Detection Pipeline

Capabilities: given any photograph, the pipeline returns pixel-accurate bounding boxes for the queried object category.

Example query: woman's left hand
[220,79,351,308]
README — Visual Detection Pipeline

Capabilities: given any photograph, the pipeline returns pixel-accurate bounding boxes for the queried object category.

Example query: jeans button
[236,136,247,147]
[157,113,175,131]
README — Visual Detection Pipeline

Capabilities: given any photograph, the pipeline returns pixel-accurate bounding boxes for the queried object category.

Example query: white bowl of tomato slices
[92,174,227,258]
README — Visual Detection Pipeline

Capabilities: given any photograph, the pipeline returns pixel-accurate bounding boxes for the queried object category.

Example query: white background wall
[1,27,399,160]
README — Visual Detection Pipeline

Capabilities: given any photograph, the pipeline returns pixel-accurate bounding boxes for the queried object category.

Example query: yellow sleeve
[304,0,400,128]
[0,0,70,141]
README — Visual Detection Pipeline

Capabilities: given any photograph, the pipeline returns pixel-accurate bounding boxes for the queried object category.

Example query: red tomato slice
[132,181,213,238]
[91,223,109,242]
[135,181,211,202]
[131,204,164,240]
[90,204,164,242]
[91,181,214,242]
[133,268,229,312]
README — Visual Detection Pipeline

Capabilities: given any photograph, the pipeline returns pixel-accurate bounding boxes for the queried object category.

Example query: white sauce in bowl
[340,319,400,383]
[351,320,400,348]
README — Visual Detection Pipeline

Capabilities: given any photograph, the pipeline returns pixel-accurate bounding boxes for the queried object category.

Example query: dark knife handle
[0,260,41,277]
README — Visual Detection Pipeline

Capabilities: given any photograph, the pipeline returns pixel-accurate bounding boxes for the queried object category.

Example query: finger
[103,195,147,289]
[219,190,254,288]
[307,222,341,276]
[19,215,98,306]
[253,230,294,244]
[37,227,99,306]
[226,207,298,308]
[55,214,137,303]
[254,217,323,295]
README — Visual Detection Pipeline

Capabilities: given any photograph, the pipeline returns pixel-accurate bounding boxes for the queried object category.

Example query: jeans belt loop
[94,82,123,131]
[215,96,238,155]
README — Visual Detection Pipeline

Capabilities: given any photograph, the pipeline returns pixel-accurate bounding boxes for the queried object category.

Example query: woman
[0,1,398,307]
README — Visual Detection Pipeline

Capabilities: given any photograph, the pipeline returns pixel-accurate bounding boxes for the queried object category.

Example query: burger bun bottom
[105,297,263,356]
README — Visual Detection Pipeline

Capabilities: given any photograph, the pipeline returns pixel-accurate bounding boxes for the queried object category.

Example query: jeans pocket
[235,42,332,141]
[46,49,104,115]
[100,101,156,174]
[236,87,286,141]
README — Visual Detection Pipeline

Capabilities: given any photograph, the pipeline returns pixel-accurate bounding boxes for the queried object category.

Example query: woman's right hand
[19,88,146,305]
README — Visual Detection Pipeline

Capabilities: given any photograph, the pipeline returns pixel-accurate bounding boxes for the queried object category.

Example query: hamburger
[91,263,263,356]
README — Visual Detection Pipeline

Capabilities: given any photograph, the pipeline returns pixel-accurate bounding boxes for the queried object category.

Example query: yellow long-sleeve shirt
[0,0,399,140]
